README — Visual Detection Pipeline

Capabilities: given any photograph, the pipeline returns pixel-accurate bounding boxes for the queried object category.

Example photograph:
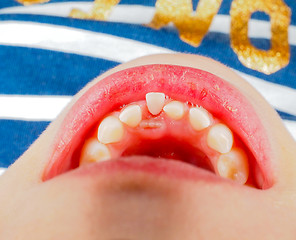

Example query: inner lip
[43,64,273,189]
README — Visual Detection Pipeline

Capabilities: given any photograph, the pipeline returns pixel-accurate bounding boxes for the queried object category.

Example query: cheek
[1,183,97,240]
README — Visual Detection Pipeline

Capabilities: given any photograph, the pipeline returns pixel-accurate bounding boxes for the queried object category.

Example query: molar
[189,107,211,131]
[163,101,185,120]
[216,148,249,184]
[119,104,142,127]
[146,92,165,115]
[97,116,124,144]
[80,138,111,165]
[207,123,233,153]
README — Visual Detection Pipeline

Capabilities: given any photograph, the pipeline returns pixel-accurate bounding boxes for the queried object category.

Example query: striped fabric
[0,0,295,174]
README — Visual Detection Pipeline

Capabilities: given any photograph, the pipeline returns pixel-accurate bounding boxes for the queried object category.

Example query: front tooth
[163,101,185,120]
[189,107,211,131]
[146,92,165,115]
[80,139,111,165]
[207,123,233,153]
[98,116,124,144]
[217,148,249,184]
[119,104,142,127]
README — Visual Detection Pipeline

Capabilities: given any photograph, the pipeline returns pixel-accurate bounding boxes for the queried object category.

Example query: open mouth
[43,64,273,189]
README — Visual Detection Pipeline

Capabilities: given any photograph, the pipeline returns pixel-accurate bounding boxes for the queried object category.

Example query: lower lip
[70,156,222,184]
[43,64,272,188]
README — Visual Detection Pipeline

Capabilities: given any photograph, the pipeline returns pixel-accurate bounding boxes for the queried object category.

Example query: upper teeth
[80,138,111,164]
[189,107,211,131]
[80,92,249,185]
[163,101,185,120]
[207,123,233,153]
[119,104,142,127]
[97,116,124,144]
[217,148,249,184]
[146,92,165,115]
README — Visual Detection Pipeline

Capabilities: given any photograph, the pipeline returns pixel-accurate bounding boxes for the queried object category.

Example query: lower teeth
[79,92,250,185]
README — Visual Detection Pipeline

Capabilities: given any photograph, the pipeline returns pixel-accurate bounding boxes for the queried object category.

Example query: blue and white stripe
[0,0,295,173]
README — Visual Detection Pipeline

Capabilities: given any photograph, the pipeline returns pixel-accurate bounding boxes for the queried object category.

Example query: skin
[0,54,296,239]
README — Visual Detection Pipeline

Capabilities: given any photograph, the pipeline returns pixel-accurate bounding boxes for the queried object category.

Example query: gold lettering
[148,0,222,47]
[16,0,49,5]
[69,0,120,20]
[230,0,291,74]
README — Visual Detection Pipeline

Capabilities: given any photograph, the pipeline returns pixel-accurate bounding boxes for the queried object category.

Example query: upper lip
[42,64,273,188]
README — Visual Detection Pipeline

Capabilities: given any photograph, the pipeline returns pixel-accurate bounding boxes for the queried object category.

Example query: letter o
[230,0,291,74]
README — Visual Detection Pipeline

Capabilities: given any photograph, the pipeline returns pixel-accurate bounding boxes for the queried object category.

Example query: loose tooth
[80,139,111,165]
[189,107,211,131]
[207,123,233,153]
[146,92,165,115]
[98,116,124,144]
[119,104,142,127]
[163,101,185,120]
[217,148,249,184]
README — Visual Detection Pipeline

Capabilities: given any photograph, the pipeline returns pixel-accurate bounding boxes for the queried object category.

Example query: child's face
[1,54,296,239]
